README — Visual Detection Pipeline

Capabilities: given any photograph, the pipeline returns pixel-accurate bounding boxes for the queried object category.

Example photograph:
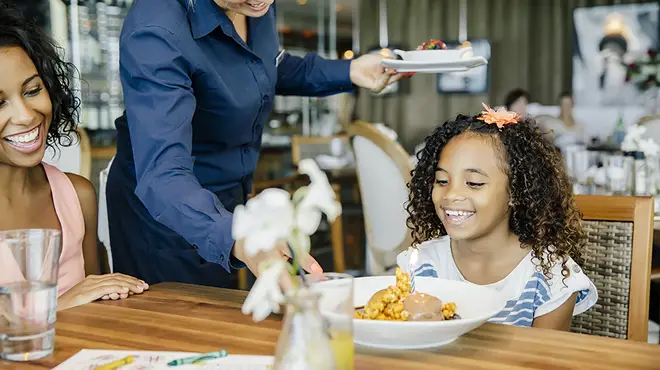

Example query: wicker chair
[571,195,654,341]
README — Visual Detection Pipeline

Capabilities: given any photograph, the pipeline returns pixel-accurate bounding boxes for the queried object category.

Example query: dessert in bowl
[353,268,507,349]
[393,39,474,62]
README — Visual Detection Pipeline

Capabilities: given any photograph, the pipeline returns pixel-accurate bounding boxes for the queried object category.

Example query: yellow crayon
[93,355,134,370]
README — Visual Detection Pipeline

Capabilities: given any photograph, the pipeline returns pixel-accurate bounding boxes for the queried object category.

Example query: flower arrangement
[625,48,659,91]
[235,159,342,322]
[621,124,660,157]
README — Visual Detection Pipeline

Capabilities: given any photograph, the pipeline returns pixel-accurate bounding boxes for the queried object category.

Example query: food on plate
[458,41,472,49]
[415,39,473,59]
[417,39,447,50]
[354,268,460,321]
[457,41,474,57]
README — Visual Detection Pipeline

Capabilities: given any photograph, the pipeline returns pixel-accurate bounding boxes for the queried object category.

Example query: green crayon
[167,350,228,366]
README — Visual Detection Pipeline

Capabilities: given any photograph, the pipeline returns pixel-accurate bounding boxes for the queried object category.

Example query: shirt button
[263,95,269,101]
[220,255,225,261]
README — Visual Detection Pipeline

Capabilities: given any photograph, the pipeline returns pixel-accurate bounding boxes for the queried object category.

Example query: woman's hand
[57,274,149,311]
[349,53,409,93]
[232,239,323,278]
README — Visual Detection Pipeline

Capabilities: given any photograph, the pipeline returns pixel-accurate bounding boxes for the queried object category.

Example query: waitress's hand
[57,274,149,311]
[232,239,323,278]
[349,53,409,93]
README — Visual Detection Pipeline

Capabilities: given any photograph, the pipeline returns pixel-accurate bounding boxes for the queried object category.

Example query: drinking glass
[307,273,354,370]
[0,229,61,361]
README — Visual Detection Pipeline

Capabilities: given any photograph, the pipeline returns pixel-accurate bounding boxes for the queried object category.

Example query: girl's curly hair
[0,4,80,149]
[407,113,584,280]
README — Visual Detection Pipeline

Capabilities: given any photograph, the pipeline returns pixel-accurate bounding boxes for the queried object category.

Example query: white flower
[295,159,342,235]
[627,125,647,141]
[287,228,311,256]
[621,137,638,152]
[619,124,660,158]
[241,260,287,322]
[639,139,660,158]
[232,188,294,257]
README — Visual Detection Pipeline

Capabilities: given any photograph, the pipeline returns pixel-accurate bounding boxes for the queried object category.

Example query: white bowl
[352,276,507,350]
[393,47,473,62]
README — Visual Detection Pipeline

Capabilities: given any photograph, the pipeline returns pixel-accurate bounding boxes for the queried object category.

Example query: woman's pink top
[0,163,86,296]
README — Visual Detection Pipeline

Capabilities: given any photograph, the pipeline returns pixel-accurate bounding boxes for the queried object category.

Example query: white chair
[346,121,414,276]
[42,127,92,180]
[98,157,114,273]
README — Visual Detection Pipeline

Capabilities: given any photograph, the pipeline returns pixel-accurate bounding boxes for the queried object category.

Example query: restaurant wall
[356,0,649,151]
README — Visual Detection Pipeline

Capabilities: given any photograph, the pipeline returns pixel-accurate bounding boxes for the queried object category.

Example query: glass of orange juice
[307,273,354,370]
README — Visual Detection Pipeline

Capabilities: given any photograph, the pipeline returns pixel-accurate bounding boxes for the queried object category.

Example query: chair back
[572,195,654,341]
[98,157,114,272]
[42,127,92,180]
[346,121,414,275]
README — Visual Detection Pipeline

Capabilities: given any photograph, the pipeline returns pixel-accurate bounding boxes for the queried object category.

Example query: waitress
[106,0,402,287]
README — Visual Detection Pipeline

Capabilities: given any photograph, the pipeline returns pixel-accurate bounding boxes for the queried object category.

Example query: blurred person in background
[504,88,531,117]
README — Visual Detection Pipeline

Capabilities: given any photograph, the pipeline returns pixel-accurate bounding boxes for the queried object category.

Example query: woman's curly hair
[0,4,80,149]
[407,113,585,280]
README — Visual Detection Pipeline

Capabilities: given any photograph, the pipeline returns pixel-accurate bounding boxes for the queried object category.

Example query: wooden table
[4,283,660,370]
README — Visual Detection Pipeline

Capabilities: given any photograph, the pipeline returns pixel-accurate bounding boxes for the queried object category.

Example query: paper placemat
[53,349,274,369]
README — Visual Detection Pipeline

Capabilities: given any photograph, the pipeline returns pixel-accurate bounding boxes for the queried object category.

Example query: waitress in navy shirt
[107,0,402,287]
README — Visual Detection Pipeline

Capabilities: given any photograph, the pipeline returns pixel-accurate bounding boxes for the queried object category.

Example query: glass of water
[0,229,61,361]
[307,273,354,370]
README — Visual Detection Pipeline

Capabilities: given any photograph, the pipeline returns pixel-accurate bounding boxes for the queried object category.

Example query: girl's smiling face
[431,133,511,241]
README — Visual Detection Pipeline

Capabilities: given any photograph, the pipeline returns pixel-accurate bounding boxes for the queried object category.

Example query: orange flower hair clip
[477,102,520,128]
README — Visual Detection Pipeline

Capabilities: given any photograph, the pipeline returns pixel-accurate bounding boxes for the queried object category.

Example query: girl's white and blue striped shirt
[396,237,598,327]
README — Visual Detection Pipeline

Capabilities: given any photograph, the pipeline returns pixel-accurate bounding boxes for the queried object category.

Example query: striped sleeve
[534,258,598,318]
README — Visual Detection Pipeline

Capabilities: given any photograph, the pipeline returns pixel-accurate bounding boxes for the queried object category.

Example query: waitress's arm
[120,26,237,272]
[275,53,355,97]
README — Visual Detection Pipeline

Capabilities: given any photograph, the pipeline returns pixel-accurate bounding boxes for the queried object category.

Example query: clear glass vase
[273,290,337,370]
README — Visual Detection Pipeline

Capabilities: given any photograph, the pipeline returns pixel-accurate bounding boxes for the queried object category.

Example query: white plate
[353,276,507,350]
[382,56,488,73]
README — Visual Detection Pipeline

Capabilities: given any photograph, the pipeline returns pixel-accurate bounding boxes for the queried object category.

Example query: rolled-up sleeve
[120,26,235,271]
[275,52,355,96]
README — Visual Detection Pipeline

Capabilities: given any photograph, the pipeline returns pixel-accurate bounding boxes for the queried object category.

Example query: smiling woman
[0,4,149,310]
[0,10,79,163]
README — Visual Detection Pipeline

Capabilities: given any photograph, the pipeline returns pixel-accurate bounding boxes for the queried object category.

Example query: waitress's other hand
[57,274,149,311]
[349,53,408,93]
[232,239,323,278]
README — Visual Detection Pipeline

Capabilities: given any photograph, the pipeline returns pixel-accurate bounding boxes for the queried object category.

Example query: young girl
[398,103,597,330]
[0,6,148,310]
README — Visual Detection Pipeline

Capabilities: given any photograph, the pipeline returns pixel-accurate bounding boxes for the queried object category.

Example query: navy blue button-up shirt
[112,0,353,274]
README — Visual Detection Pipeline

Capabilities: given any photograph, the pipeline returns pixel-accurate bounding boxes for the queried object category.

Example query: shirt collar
[178,0,233,39]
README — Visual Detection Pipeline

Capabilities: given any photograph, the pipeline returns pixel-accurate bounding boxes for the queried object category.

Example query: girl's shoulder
[525,255,598,318]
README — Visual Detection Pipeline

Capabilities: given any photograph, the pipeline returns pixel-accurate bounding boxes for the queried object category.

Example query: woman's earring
[508,200,514,208]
